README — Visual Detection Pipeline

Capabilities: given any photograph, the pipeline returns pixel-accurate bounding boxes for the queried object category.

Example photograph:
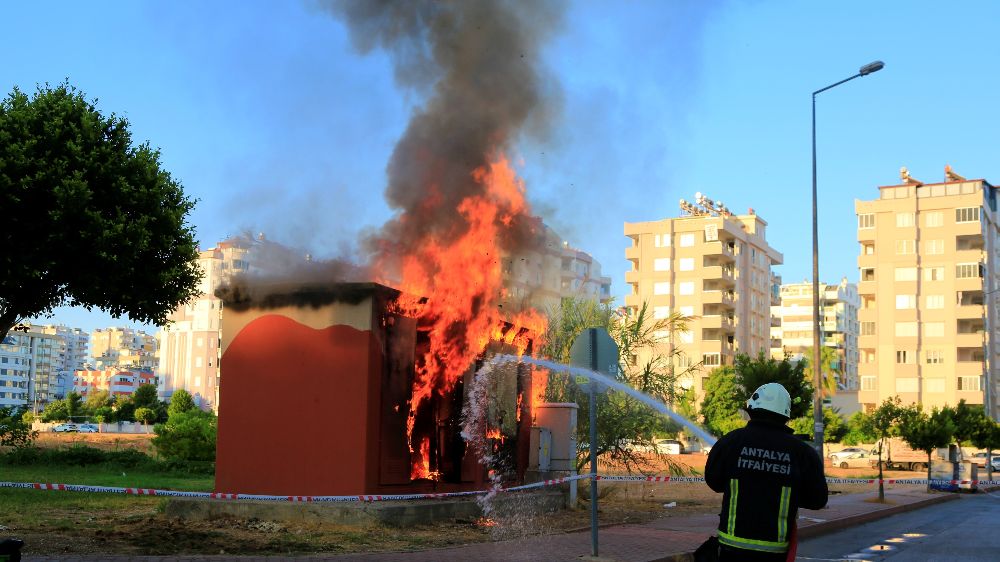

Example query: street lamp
[811,60,884,453]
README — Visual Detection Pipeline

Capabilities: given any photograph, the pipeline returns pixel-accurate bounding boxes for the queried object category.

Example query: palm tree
[802,346,841,399]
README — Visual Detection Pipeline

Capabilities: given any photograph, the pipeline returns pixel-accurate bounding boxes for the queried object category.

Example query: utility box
[930,459,979,493]
[535,403,578,471]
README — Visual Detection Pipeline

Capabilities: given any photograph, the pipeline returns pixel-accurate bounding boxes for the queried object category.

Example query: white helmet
[746,383,791,419]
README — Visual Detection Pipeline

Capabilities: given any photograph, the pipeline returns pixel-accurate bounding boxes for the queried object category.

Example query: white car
[78,424,99,433]
[653,439,684,455]
[829,447,867,462]
[52,423,78,432]
[833,452,872,469]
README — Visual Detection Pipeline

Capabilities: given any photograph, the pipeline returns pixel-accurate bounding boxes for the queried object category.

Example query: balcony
[956,361,984,376]
[954,276,985,292]
[703,290,735,308]
[701,339,734,356]
[955,333,984,348]
[956,304,984,319]
[625,270,641,284]
[704,240,736,261]
[625,245,641,260]
[703,265,736,286]
[702,314,735,332]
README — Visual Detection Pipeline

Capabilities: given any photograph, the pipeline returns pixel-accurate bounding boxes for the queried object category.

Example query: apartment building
[856,167,999,416]
[0,333,31,408]
[502,223,613,313]
[0,328,66,409]
[75,368,157,398]
[90,327,157,371]
[624,194,783,396]
[770,279,860,390]
[158,237,251,411]
[39,325,90,399]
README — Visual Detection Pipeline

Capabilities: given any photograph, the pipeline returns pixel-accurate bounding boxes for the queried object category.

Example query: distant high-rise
[90,327,156,371]
[770,279,860,390]
[0,327,66,409]
[856,167,998,417]
[624,194,782,397]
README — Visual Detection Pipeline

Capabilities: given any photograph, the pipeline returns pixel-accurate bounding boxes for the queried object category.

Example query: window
[680,305,694,317]
[895,322,918,337]
[653,258,671,271]
[654,234,670,248]
[896,294,916,309]
[861,322,876,336]
[924,322,945,337]
[925,240,945,254]
[895,378,919,393]
[679,257,695,271]
[926,295,944,309]
[679,233,695,247]
[861,268,875,281]
[703,354,721,366]
[680,331,694,344]
[862,243,875,255]
[956,207,980,223]
[925,211,944,227]
[896,212,915,227]
[653,282,671,295]
[920,379,945,394]
[858,214,875,229]
[196,337,204,347]
[653,330,669,342]
[895,267,917,281]
[958,376,981,391]
[895,239,915,254]
[923,267,945,281]
[195,357,203,368]
[653,306,671,319]
[679,282,695,295]
[896,350,913,364]
[956,263,983,279]
[925,349,944,364]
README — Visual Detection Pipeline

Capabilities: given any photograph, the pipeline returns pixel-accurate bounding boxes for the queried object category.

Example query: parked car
[992,457,1000,472]
[78,424,99,433]
[52,423,78,432]
[828,447,867,462]
[835,452,872,469]
[972,451,990,468]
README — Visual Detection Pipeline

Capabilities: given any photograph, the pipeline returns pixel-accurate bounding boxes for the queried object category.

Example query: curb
[646,493,960,562]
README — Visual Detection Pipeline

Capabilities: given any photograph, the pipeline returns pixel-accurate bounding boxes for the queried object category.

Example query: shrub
[152,410,217,462]
[0,406,37,448]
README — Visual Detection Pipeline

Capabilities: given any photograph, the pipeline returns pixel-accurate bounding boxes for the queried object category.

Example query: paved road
[796,491,1000,561]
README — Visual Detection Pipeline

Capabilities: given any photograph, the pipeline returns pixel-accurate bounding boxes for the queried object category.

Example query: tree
[0,406,37,448]
[112,396,135,424]
[167,389,197,417]
[734,351,813,420]
[700,366,746,437]
[946,399,986,446]
[971,418,1000,480]
[791,407,846,442]
[897,404,954,492]
[542,298,698,473]
[0,82,201,341]
[801,346,841,398]
[41,400,69,422]
[868,397,903,502]
[152,410,217,462]
[842,411,877,446]
[134,407,156,426]
[132,383,160,410]
[65,392,84,421]
[85,390,111,411]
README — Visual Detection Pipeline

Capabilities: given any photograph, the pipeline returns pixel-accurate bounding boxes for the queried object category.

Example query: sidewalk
[24,487,959,562]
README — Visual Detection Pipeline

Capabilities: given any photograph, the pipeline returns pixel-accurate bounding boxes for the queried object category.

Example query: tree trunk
[926,451,932,493]
[0,308,22,343]
[877,438,885,502]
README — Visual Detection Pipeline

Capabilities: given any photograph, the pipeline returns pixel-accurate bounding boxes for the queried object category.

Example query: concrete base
[164,490,567,527]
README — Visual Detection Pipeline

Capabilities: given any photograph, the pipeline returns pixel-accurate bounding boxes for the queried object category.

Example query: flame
[411,436,432,480]
[382,155,547,480]
[486,427,503,440]
[516,392,523,423]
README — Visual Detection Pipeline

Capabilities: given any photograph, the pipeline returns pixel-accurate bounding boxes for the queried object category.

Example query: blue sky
[6,1,1000,333]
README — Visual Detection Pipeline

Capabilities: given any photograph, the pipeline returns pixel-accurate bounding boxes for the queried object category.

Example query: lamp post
[812,60,884,453]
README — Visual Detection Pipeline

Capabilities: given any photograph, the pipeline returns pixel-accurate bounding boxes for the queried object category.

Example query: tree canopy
[0,82,201,340]
[897,404,954,491]
[735,352,813,419]
[168,389,198,417]
[699,366,746,436]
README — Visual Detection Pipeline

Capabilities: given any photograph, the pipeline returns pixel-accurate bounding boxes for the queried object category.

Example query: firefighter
[704,383,828,561]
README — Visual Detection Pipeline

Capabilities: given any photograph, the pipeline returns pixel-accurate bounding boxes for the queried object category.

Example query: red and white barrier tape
[2,473,998,503]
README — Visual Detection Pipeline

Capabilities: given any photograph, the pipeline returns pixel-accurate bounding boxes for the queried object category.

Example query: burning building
[214,281,539,495]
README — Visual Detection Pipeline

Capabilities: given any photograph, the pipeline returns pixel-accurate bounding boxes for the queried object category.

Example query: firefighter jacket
[705,418,828,554]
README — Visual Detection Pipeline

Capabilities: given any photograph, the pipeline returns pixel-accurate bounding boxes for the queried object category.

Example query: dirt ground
[3,452,920,556]
[33,432,155,454]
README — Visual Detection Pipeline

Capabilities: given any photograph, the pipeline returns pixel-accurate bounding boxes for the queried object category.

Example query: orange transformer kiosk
[214,282,533,496]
